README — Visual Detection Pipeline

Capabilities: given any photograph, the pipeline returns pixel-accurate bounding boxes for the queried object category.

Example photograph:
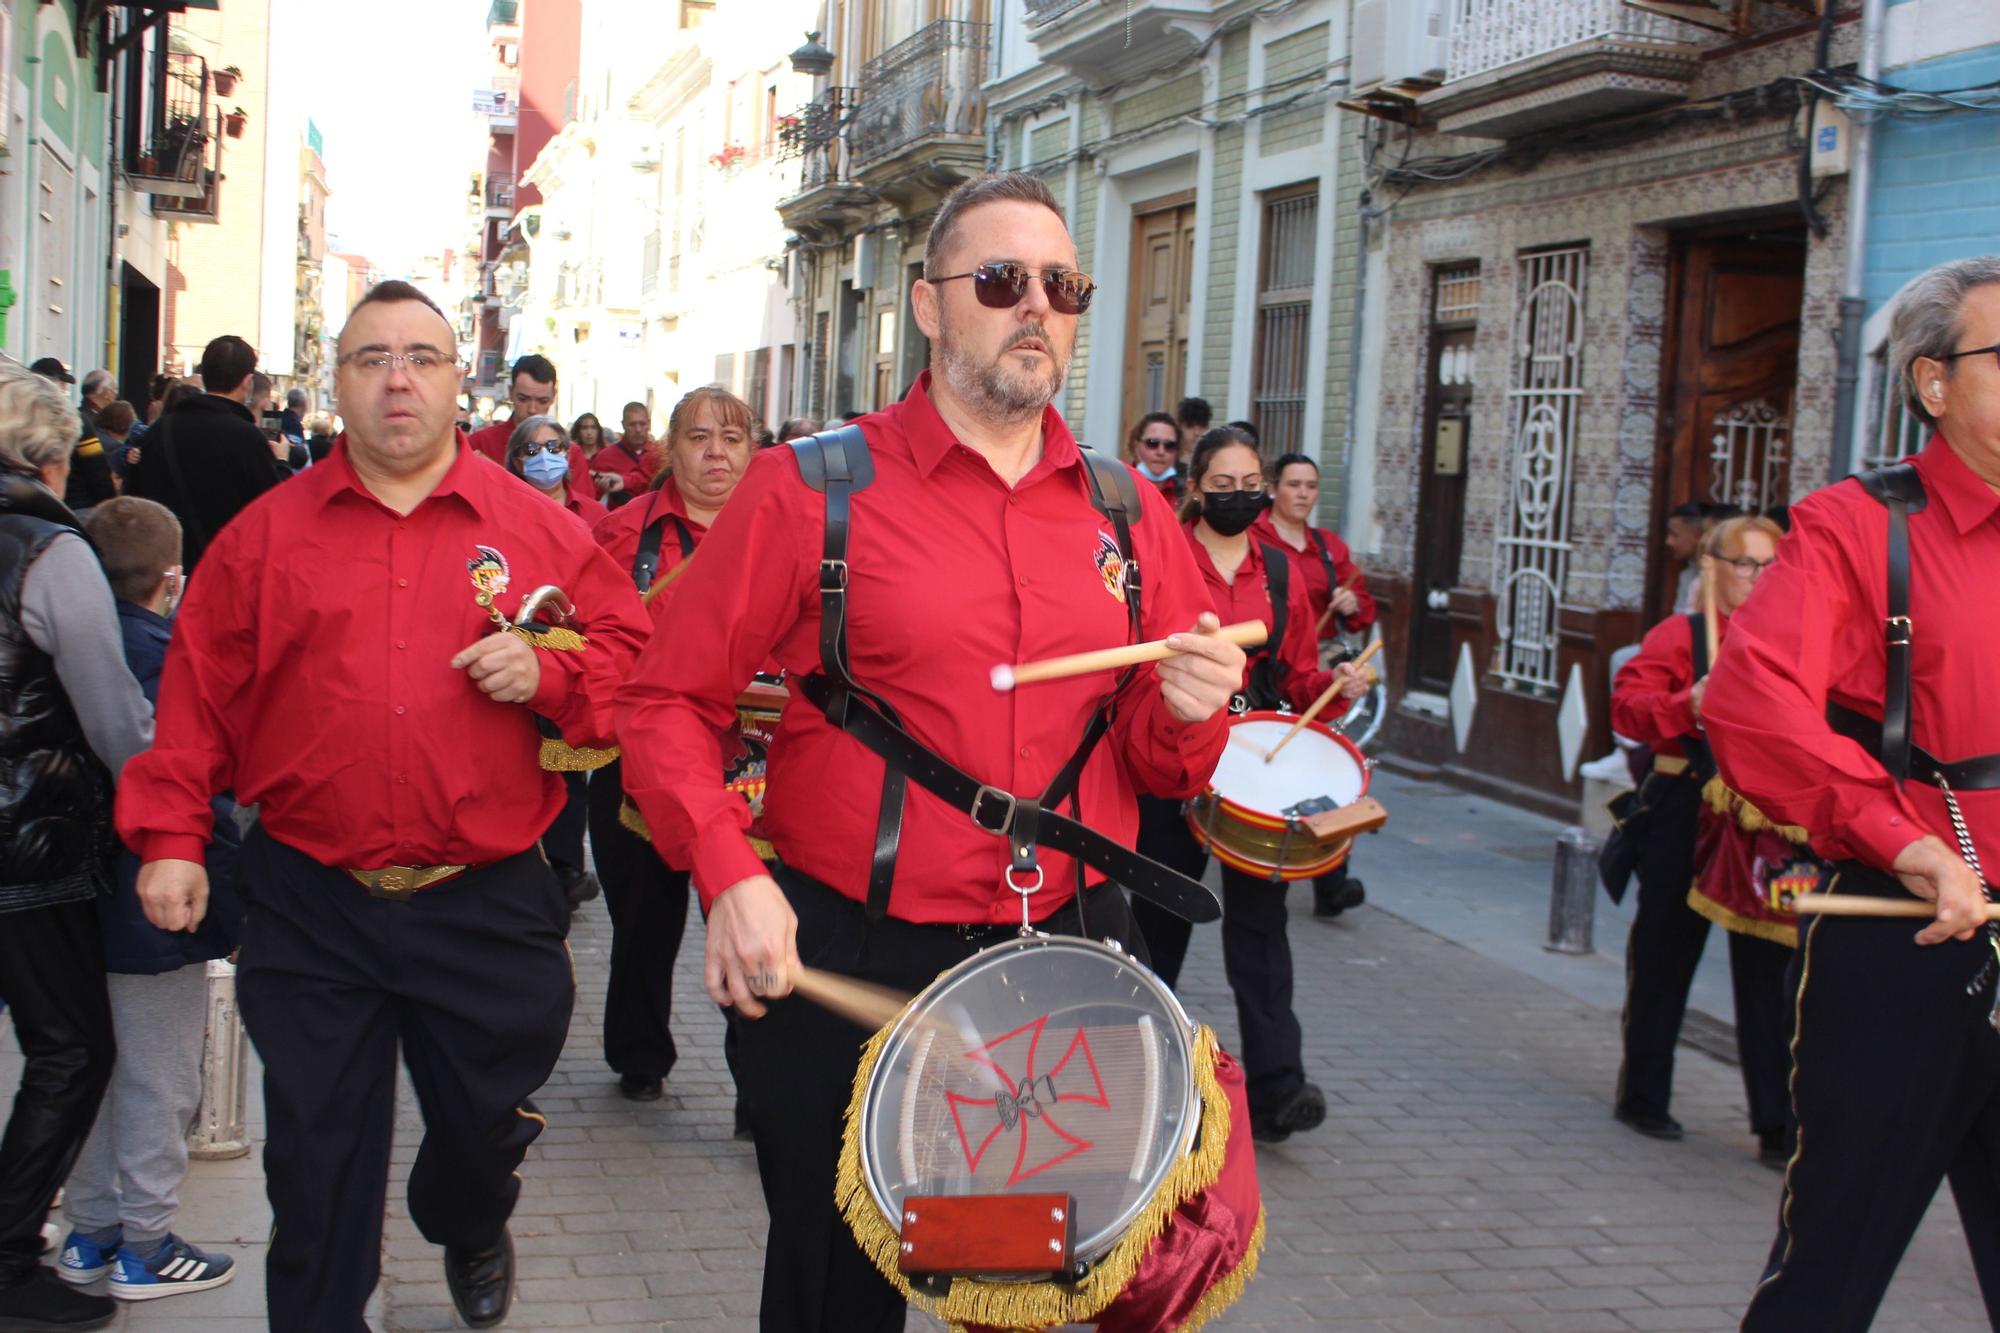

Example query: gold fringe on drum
[1701,775,1810,844]
[539,738,619,772]
[835,1022,1264,1331]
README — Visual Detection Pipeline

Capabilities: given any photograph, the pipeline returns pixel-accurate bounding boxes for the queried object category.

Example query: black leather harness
[789,426,1221,925]
[630,485,695,592]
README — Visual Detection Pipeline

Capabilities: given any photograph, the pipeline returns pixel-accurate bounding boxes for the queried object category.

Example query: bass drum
[839,934,1265,1331]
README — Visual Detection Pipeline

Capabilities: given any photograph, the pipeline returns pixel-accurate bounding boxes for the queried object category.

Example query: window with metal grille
[1492,244,1587,695]
[1252,188,1318,459]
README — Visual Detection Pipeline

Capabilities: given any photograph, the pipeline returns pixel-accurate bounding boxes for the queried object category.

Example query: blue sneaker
[108,1234,235,1301]
[56,1227,119,1284]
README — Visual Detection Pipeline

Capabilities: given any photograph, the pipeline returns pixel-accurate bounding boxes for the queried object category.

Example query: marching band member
[1131,426,1369,1144]
[588,385,755,1102]
[116,282,651,1332]
[616,172,1244,1332]
[1705,256,2000,1329]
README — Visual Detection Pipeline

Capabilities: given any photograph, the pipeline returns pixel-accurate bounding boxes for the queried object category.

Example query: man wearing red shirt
[1705,256,2000,1330]
[617,173,1247,1332]
[467,354,595,505]
[589,401,655,502]
[117,282,651,1333]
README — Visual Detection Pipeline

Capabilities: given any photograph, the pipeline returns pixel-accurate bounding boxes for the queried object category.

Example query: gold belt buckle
[348,865,455,901]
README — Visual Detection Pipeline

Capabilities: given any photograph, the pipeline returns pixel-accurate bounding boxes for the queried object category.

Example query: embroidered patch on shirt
[467,545,512,607]
[1093,531,1127,605]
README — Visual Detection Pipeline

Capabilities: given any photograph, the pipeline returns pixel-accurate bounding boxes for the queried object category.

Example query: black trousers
[235,829,574,1333]
[1742,866,2000,1331]
[0,899,114,1287]
[1616,773,1706,1122]
[586,760,687,1081]
[736,863,1143,1333]
[544,770,589,874]
[1130,793,1307,1119]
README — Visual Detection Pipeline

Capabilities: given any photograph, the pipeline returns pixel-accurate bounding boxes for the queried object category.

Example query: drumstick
[1265,639,1382,764]
[1791,896,2000,920]
[1701,558,1720,669]
[790,966,913,1030]
[1316,572,1361,634]
[640,555,694,605]
[990,620,1268,692]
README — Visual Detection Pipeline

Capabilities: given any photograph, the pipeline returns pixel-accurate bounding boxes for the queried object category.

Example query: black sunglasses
[931,262,1096,316]
[1941,341,2000,370]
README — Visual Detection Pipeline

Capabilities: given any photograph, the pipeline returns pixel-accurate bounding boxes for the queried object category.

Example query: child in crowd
[57,497,241,1302]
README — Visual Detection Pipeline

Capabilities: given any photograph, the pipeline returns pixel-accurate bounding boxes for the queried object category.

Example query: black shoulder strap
[1307,525,1337,591]
[1853,462,1924,785]
[1687,611,1709,679]
[1679,611,1719,780]
[628,486,673,592]
[1078,450,1144,642]
[1261,541,1291,679]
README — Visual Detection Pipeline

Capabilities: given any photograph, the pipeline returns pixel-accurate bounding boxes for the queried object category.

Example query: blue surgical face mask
[1137,459,1177,482]
[521,450,569,489]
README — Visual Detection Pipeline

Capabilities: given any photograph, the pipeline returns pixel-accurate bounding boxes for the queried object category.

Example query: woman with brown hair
[1123,410,1186,507]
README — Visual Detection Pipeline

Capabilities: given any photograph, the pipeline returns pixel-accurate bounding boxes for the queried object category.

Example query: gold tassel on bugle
[834,1023,1260,1330]
[539,739,619,772]
[508,624,590,653]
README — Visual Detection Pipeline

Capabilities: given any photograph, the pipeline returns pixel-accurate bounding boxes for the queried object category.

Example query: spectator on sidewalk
[55,496,241,1305]
[280,388,307,445]
[305,413,337,465]
[97,401,139,487]
[0,360,154,1333]
[122,336,287,574]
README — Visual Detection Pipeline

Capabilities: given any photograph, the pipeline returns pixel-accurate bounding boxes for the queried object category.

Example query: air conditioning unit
[1351,0,1453,90]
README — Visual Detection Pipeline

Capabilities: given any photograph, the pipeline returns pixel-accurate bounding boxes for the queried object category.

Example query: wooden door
[1410,267,1480,693]
[1651,232,1806,618]
[1122,198,1196,433]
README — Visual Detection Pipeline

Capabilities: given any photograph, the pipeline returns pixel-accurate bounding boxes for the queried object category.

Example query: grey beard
[938,329,1068,424]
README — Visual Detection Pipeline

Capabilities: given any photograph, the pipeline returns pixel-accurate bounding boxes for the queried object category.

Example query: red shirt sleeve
[1703,497,1933,869]
[1325,530,1377,633]
[1278,562,1336,713]
[1611,614,1698,748]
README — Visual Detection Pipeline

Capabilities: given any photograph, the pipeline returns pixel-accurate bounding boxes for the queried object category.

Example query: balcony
[153,168,221,223]
[1421,0,1712,139]
[127,52,211,198]
[1026,0,1223,89]
[849,20,990,192]
[485,173,515,216]
[776,86,872,239]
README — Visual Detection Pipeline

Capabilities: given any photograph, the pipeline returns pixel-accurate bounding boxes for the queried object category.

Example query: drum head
[859,936,1199,1266]
[1211,714,1366,815]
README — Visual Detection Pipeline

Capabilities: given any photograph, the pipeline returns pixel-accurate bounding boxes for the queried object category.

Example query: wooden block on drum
[896,1193,1074,1278]
[1303,796,1389,846]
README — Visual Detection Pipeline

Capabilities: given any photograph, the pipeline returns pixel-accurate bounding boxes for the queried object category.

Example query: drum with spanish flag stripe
[1186,710,1373,881]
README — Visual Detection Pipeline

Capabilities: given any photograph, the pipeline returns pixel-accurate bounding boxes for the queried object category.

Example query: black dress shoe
[619,1072,664,1102]
[444,1230,513,1330]
[0,1267,116,1330]
[1251,1081,1328,1144]
[1313,877,1366,918]
[1615,1107,1685,1140]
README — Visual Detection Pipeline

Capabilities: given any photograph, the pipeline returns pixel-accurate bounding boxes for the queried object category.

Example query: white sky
[317,0,494,275]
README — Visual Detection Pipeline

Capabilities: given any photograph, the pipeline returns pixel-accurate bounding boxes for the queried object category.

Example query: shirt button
[1890,816,1903,826]
[397,578,409,588]
[394,705,407,716]
[1019,746,1030,757]
[397,774,409,785]
[396,640,406,650]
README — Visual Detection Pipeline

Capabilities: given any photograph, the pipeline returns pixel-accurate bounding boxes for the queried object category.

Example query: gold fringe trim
[1176,1206,1266,1333]
[618,800,650,840]
[835,1023,1246,1331]
[1702,776,1810,845]
[539,738,619,772]
[1686,885,1800,949]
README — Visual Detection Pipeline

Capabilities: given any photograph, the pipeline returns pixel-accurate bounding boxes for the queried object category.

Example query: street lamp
[788,31,835,78]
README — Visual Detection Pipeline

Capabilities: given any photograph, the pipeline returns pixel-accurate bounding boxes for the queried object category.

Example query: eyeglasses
[1941,341,2000,370]
[930,262,1096,316]
[521,439,569,457]
[1201,474,1266,494]
[1722,556,1775,579]
[341,351,458,376]
[1138,435,1178,450]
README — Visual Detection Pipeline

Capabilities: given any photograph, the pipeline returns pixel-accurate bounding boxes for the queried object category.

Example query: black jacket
[123,394,286,572]
[0,475,114,913]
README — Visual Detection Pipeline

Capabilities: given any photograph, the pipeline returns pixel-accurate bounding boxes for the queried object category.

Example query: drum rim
[1205,709,1370,821]
[856,932,1202,1266]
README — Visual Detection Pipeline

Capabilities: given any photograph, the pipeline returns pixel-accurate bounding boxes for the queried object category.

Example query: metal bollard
[187,958,252,1160]
[1545,825,1600,955]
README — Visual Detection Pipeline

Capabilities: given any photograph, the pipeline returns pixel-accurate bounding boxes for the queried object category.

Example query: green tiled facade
[1201,29,1251,402]
[1259,23,1328,157]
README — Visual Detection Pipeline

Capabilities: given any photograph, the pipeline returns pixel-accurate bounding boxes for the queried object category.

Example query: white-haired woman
[0,359,154,1330]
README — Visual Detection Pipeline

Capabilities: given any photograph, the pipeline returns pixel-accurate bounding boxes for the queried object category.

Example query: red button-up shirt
[1250,514,1377,639]
[1187,524,1335,713]
[1612,610,1729,760]
[591,442,653,497]
[592,483,706,627]
[116,436,652,871]
[1705,435,2000,873]
[615,373,1228,922]
[468,420,596,504]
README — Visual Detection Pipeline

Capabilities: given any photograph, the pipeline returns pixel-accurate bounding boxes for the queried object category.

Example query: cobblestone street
[15,773,1994,1330]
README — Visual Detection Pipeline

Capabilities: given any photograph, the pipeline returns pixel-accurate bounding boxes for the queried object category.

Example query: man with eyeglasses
[1703,255,2000,1329]
[116,280,652,1332]
[618,171,1249,1332]
[123,334,287,574]
[468,354,597,505]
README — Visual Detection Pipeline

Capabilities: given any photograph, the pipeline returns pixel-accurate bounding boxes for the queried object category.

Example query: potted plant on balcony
[225,107,248,139]
[707,142,747,171]
[211,64,242,97]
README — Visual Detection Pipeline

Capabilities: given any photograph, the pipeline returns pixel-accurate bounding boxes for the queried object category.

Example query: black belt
[1828,861,1914,901]
[1828,704,2000,791]
[799,675,1222,924]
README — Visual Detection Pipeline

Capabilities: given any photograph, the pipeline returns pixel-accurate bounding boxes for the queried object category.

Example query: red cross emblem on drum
[945,1015,1110,1186]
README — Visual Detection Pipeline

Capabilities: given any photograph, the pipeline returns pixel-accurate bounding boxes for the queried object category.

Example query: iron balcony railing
[1024,0,1100,23]
[129,51,210,197]
[486,173,515,210]
[1447,0,1703,83]
[848,20,990,170]
[778,86,860,193]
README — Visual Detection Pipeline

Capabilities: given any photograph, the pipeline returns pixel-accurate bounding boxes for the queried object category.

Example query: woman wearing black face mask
[1131,425,1371,1144]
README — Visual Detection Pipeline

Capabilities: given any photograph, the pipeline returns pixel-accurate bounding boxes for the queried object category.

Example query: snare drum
[838,934,1265,1330]
[1187,710,1371,880]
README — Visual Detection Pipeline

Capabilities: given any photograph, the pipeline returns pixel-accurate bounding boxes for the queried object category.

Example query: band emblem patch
[1766,857,1824,913]
[1093,532,1127,605]
[467,545,511,607]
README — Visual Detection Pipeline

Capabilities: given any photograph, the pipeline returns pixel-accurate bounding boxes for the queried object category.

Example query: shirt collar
[308,431,490,520]
[894,369,1081,480]
[1917,433,2000,535]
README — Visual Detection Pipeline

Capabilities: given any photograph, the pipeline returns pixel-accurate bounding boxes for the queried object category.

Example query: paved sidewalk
[7,773,1994,1329]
